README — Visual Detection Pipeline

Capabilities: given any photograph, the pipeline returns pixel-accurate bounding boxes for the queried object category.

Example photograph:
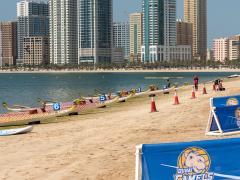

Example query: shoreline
[0,78,240,179]
[0,68,240,73]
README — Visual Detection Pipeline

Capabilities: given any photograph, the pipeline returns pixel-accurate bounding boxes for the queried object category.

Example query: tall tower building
[176,20,192,46]
[17,0,49,63]
[142,0,177,62]
[0,22,17,67]
[113,22,130,60]
[50,0,78,65]
[78,0,113,64]
[184,0,207,61]
[129,13,143,62]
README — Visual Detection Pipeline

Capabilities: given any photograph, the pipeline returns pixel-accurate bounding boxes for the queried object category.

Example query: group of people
[213,79,225,91]
[165,75,225,92]
[193,75,225,91]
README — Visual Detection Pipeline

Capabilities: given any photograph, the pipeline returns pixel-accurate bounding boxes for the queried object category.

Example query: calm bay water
[0,72,238,113]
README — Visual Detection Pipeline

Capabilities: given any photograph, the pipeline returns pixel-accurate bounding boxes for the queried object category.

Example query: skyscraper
[113,22,130,60]
[17,0,49,63]
[78,0,112,64]
[141,0,191,62]
[50,0,78,65]
[176,20,192,46]
[184,0,207,61]
[129,13,142,62]
[23,36,49,65]
[0,22,17,67]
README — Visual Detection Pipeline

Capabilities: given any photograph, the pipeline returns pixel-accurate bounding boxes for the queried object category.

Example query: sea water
[0,72,238,113]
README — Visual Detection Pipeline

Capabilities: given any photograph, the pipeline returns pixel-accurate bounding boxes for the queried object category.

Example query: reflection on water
[0,72,238,113]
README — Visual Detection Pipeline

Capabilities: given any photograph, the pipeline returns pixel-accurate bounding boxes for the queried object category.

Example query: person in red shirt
[193,75,199,91]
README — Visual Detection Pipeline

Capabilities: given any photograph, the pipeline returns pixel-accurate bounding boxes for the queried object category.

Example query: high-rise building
[113,22,129,60]
[141,0,191,63]
[50,0,78,65]
[23,36,49,65]
[212,35,240,62]
[176,20,192,46]
[228,35,240,61]
[112,47,125,64]
[206,48,213,61]
[184,0,207,61]
[78,0,113,64]
[129,13,143,62]
[17,0,49,63]
[212,38,229,62]
[0,22,17,67]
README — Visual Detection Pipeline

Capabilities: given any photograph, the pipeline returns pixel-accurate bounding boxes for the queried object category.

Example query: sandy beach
[1,77,240,180]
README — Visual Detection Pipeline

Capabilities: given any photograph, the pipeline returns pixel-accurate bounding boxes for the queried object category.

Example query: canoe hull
[0,126,33,136]
[0,107,76,127]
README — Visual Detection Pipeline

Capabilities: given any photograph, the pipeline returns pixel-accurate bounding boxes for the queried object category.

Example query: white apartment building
[212,38,229,62]
[49,0,78,65]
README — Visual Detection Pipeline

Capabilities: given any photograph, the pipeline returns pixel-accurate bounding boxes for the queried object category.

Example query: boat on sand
[0,126,33,136]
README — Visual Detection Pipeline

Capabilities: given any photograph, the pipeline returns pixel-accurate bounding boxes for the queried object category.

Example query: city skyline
[1,0,240,47]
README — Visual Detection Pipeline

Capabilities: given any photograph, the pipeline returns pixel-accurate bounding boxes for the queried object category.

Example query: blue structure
[206,95,240,136]
[135,138,240,180]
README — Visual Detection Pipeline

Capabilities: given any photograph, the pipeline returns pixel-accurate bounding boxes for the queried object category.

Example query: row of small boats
[0,87,159,127]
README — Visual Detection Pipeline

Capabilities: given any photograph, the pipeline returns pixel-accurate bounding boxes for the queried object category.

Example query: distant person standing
[167,79,171,88]
[193,75,199,91]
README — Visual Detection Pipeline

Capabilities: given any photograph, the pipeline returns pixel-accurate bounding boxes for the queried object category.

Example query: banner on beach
[210,105,240,132]
[206,96,240,136]
[211,95,240,108]
[141,138,240,180]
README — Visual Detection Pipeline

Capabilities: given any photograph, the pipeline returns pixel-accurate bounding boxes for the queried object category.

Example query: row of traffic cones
[150,84,208,112]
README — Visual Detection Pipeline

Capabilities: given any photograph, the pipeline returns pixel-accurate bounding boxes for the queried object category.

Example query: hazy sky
[1,0,240,47]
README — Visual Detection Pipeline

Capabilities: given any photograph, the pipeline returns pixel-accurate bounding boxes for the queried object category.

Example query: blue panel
[214,106,240,132]
[142,138,240,180]
[210,115,219,131]
[212,95,240,108]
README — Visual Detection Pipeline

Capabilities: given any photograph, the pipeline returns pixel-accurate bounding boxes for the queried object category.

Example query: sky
[0,0,240,47]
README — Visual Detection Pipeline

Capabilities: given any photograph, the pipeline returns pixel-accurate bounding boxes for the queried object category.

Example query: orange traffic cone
[191,86,196,99]
[150,96,158,113]
[203,84,207,94]
[173,89,180,105]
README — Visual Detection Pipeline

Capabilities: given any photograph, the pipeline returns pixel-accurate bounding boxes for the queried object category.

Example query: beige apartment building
[0,21,17,67]
[184,0,207,60]
[229,35,240,61]
[129,13,142,62]
[23,36,49,65]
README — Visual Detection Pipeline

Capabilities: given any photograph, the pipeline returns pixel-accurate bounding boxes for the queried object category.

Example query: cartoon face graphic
[177,147,211,175]
[185,152,206,174]
[227,98,239,106]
